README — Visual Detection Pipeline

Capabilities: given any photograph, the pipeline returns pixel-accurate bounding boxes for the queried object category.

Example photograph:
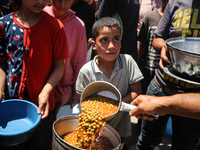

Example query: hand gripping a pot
[80,81,159,120]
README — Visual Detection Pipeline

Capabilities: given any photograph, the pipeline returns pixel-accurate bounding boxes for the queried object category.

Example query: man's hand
[129,95,165,121]
[159,46,171,69]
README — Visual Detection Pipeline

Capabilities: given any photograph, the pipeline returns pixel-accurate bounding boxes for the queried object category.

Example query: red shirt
[0,12,69,111]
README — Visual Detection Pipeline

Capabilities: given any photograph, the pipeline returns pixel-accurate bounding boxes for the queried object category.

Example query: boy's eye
[100,38,108,42]
[114,37,120,42]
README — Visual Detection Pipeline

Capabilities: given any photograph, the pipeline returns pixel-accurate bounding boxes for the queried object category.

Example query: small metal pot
[52,115,121,150]
[80,81,158,120]
[166,37,200,80]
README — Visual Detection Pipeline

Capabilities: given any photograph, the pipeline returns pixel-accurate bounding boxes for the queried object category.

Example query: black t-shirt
[154,0,200,91]
[71,0,95,41]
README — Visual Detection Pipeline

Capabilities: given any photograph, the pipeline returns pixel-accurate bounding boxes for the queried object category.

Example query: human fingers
[41,102,49,119]
[141,114,155,121]
[37,102,49,119]
[160,46,170,64]
[132,112,155,121]
[130,99,139,106]
[37,99,49,119]
[129,104,144,117]
[159,58,164,69]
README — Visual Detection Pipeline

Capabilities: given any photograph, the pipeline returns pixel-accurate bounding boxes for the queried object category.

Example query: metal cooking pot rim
[53,115,121,150]
[166,37,200,55]
[80,81,122,121]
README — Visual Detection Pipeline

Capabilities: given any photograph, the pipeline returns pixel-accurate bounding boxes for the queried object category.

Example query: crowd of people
[0,0,200,150]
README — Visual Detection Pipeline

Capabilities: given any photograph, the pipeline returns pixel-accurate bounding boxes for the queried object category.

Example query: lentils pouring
[63,94,118,149]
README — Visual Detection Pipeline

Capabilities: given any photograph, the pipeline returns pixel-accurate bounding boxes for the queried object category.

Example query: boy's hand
[71,99,80,109]
[37,92,50,119]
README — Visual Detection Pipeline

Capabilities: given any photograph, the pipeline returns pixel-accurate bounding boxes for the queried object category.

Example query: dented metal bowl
[166,37,200,80]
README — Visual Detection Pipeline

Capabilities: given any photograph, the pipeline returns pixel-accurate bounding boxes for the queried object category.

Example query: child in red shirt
[0,0,69,149]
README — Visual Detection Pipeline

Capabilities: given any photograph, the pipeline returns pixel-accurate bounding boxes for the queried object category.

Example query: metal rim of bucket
[52,115,121,150]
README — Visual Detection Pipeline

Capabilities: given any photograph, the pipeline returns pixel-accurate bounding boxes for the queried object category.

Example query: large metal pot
[166,37,200,80]
[52,115,121,150]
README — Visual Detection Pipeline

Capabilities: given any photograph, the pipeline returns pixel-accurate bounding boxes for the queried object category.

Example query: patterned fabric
[0,12,69,110]
[0,13,25,98]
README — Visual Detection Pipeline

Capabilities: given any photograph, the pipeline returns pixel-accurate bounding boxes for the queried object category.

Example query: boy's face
[51,0,74,18]
[92,26,121,62]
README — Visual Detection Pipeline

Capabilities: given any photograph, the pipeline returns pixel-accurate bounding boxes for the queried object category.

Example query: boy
[76,17,144,147]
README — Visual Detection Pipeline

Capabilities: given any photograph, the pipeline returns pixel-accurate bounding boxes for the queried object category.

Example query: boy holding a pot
[75,17,144,149]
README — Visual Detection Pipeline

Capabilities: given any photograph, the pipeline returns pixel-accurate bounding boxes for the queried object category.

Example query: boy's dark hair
[92,17,121,41]
[9,0,21,12]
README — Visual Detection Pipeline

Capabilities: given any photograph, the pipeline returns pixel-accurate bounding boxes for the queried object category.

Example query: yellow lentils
[63,94,118,149]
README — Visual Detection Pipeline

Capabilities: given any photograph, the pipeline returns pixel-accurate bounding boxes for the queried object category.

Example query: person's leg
[136,78,169,150]
[136,115,169,150]
[171,115,200,150]
[30,111,53,150]
[195,137,200,150]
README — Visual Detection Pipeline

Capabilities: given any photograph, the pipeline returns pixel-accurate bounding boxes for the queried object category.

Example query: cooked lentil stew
[63,94,119,149]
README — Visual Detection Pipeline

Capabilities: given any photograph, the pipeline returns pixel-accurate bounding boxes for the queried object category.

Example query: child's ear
[90,40,97,51]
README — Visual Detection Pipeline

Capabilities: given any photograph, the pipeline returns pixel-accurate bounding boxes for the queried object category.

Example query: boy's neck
[96,56,116,78]
[15,9,44,27]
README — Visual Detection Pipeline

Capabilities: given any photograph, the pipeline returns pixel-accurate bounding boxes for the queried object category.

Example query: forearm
[122,92,138,104]
[162,93,200,120]
[0,60,7,100]
[38,60,65,119]
[0,68,6,90]
[42,60,65,94]
[152,35,167,53]
[138,42,146,65]
[123,82,142,104]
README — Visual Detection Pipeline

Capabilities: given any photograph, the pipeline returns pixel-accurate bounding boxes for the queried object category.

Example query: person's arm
[152,35,170,69]
[122,81,142,104]
[138,42,147,66]
[129,93,200,120]
[37,60,65,119]
[137,15,148,67]
[0,59,7,101]
[96,0,115,19]
[72,27,87,108]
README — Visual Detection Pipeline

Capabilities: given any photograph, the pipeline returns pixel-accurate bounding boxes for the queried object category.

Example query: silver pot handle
[120,102,159,119]
[120,102,137,112]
